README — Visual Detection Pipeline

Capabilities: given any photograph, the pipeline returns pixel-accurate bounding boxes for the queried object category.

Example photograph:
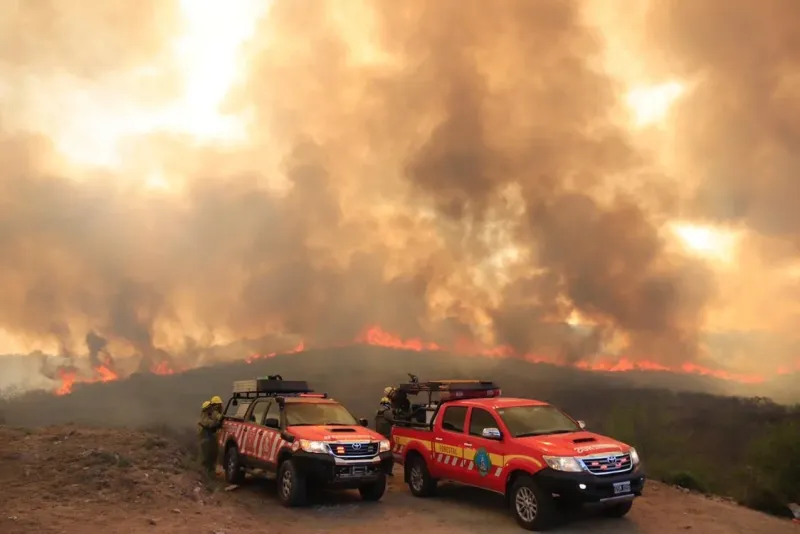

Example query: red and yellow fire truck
[390,379,645,531]
[218,375,393,506]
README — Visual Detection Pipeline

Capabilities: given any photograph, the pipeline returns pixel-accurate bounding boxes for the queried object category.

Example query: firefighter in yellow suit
[198,396,224,475]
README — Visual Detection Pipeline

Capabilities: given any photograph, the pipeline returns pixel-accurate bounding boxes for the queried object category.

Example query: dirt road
[1,426,797,534]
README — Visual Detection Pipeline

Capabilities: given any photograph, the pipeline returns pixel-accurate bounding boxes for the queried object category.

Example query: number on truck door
[434,405,468,479]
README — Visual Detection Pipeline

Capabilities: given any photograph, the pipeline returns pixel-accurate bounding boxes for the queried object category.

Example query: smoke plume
[0,0,798,386]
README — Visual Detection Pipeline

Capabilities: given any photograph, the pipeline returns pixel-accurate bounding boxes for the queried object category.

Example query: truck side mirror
[481,428,502,440]
[358,417,369,427]
[578,420,586,429]
[264,417,280,429]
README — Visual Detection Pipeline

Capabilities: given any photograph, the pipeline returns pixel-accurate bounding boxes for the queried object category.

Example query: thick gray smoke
[0,0,797,386]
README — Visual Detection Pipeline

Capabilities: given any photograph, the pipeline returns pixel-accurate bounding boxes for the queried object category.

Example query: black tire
[358,474,387,502]
[406,455,437,497]
[601,500,633,518]
[224,445,245,485]
[509,475,558,531]
[277,459,308,507]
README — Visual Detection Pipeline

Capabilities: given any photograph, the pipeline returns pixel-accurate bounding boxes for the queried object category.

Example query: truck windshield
[285,402,358,426]
[496,405,580,438]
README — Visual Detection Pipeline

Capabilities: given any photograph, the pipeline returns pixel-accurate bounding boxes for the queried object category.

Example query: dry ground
[1,426,797,534]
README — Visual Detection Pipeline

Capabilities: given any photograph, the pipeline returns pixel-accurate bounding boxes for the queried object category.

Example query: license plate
[613,481,631,494]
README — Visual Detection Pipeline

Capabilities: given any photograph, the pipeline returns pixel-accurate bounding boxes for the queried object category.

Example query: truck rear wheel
[406,455,437,497]
[358,474,387,501]
[509,475,557,531]
[277,459,308,507]
[224,445,245,485]
[601,500,633,518]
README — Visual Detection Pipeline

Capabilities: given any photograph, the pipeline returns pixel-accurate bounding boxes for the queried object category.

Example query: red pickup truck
[218,376,393,506]
[390,380,645,531]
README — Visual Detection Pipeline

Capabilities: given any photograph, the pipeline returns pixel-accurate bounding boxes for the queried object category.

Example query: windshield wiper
[516,429,577,437]
[323,422,350,426]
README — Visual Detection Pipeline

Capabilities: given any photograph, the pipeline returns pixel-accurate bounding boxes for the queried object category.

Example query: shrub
[662,471,708,493]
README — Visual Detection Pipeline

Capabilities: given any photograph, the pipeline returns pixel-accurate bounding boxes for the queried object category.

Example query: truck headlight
[543,455,584,473]
[299,440,329,454]
[379,440,391,452]
[629,447,640,465]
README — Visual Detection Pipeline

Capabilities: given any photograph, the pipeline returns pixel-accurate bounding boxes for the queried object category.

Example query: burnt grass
[0,345,798,517]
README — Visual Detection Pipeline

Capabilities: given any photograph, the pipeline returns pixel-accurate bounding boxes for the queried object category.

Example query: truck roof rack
[232,375,316,399]
[396,379,501,395]
[390,378,502,429]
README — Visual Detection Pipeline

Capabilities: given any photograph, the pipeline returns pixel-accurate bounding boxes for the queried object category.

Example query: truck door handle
[463,442,473,447]
[434,437,443,442]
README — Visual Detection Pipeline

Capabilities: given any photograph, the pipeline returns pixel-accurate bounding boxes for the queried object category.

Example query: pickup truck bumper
[534,465,646,504]
[292,451,394,489]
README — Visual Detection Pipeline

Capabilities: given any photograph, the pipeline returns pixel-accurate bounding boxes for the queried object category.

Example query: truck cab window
[227,400,252,419]
[250,400,270,424]
[469,408,499,437]
[440,406,468,433]
[264,399,281,427]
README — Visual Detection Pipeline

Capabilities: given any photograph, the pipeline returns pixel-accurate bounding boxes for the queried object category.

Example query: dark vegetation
[1,346,798,517]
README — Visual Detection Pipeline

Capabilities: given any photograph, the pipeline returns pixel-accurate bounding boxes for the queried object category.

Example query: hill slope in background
[0,345,794,429]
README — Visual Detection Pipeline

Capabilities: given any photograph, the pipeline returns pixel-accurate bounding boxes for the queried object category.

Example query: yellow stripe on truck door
[434,442,463,457]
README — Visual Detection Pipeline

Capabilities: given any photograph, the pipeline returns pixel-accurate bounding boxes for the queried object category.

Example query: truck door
[257,400,283,468]
[431,405,468,479]
[461,407,506,492]
[243,399,270,458]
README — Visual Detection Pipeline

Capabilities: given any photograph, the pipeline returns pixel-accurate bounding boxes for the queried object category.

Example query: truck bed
[390,425,434,464]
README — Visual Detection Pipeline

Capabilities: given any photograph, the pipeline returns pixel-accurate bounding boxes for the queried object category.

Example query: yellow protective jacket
[198,410,223,440]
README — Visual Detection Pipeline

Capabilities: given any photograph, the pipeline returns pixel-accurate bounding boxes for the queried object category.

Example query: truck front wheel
[224,445,245,485]
[509,475,557,531]
[277,459,308,507]
[358,474,387,501]
[406,455,437,497]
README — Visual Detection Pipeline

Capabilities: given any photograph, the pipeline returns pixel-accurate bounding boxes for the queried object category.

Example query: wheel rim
[410,466,423,491]
[281,469,292,497]
[227,451,236,476]
[515,487,538,523]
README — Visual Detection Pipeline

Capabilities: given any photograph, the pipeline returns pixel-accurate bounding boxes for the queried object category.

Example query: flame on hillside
[54,360,178,396]
[51,324,784,396]
[45,323,799,395]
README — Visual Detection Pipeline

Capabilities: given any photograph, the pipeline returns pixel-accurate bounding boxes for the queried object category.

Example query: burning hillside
[2,0,800,388]
[48,323,789,397]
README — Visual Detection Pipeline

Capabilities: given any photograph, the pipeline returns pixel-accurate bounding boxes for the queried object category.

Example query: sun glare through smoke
[626,81,685,128]
[670,223,740,264]
[51,0,267,170]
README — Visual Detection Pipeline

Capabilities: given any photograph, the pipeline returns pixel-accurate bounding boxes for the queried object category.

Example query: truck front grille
[331,442,378,457]
[580,453,633,475]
